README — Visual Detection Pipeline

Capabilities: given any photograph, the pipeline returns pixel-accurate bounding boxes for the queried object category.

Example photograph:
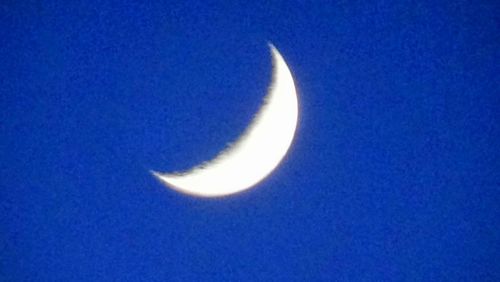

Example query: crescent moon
[151,44,299,197]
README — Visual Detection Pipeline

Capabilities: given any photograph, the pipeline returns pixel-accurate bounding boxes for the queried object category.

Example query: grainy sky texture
[1,1,498,281]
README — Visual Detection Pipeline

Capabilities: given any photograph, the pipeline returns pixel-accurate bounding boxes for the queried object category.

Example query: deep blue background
[1,1,498,281]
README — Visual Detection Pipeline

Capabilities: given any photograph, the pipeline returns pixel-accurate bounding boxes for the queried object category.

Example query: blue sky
[1,1,498,281]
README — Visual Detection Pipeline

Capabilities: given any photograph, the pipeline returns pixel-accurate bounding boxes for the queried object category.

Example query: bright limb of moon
[151,44,299,197]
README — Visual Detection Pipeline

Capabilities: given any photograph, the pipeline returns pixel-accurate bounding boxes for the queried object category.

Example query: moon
[151,44,299,197]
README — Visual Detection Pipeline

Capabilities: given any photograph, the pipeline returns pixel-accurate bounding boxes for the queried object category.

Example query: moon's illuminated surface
[151,44,298,197]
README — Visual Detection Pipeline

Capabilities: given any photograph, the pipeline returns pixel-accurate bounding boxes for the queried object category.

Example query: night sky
[1,1,498,281]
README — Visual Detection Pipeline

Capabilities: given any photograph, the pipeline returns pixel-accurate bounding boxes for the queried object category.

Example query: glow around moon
[151,44,299,197]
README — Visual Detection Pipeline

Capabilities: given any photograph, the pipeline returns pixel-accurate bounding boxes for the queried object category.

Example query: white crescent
[151,44,298,197]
